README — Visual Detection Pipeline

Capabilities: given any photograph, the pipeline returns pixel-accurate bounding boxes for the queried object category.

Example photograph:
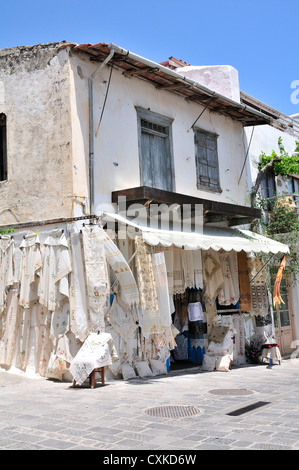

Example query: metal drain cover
[145,405,200,418]
[209,388,254,396]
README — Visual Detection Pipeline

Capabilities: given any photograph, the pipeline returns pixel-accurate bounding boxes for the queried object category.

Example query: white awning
[100,212,289,255]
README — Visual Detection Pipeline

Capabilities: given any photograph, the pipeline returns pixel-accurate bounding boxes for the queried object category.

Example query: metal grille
[227,401,271,416]
[144,405,200,418]
[209,389,254,396]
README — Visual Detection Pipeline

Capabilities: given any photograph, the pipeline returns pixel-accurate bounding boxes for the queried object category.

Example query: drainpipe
[88,49,115,215]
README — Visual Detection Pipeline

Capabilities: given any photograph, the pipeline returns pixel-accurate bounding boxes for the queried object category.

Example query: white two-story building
[0,41,291,380]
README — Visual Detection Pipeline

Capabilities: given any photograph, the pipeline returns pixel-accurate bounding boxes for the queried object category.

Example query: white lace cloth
[69,332,118,385]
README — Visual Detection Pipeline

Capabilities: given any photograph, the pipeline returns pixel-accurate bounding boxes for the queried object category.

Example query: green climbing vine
[251,137,299,281]
[258,137,299,175]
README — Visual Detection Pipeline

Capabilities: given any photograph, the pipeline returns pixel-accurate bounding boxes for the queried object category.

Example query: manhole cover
[209,389,254,396]
[144,405,200,418]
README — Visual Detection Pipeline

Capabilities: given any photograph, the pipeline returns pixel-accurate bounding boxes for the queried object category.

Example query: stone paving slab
[1,359,299,451]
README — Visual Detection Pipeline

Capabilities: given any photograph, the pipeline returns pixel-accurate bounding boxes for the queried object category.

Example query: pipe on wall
[88,49,115,215]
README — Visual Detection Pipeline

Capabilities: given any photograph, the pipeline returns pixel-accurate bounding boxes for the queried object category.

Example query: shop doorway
[271,270,296,356]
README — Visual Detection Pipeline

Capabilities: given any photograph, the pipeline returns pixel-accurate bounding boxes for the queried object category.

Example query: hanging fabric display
[0,235,15,313]
[69,231,89,342]
[202,249,224,303]
[237,250,251,312]
[152,251,172,327]
[38,229,72,312]
[106,296,138,344]
[81,226,109,333]
[247,256,269,316]
[18,232,42,308]
[182,250,195,290]
[103,229,139,307]
[173,247,185,294]
[35,303,52,377]
[163,246,174,295]
[135,236,163,336]
[273,254,286,308]
[0,283,19,367]
[193,249,203,289]
[218,250,239,305]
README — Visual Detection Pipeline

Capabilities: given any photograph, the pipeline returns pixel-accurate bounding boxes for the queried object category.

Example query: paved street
[1,358,299,451]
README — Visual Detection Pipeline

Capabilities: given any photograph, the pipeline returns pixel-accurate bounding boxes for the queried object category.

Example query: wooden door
[272,273,296,355]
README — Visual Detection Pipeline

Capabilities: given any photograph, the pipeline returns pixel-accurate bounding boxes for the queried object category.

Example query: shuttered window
[0,114,7,181]
[137,107,174,191]
[194,128,221,191]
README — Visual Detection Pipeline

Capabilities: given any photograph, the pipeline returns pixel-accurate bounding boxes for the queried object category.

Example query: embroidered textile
[237,251,251,312]
[163,247,174,294]
[103,230,139,307]
[19,232,42,308]
[202,249,224,302]
[273,254,286,308]
[152,252,172,327]
[182,250,195,289]
[35,304,52,376]
[38,229,72,311]
[232,314,245,356]
[247,256,269,316]
[81,226,109,333]
[0,284,19,367]
[135,237,163,336]
[69,232,89,342]
[107,296,138,343]
[218,250,238,305]
[0,236,15,313]
[70,332,118,385]
[193,249,204,289]
[173,247,185,294]
[50,299,70,345]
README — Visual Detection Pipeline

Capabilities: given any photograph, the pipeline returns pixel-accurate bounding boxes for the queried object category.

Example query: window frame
[136,107,175,192]
[194,127,221,193]
[0,113,7,182]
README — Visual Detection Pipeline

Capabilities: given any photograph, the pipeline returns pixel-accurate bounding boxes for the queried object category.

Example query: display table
[70,332,118,387]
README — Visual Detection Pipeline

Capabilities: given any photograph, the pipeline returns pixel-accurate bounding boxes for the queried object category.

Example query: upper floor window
[136,107,174,192]
[288,175,299,215]
[194,128,221,192]
[0,113,7,181]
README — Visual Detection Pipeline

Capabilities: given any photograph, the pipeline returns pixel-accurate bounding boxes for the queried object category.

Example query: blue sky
[1,0,298,116]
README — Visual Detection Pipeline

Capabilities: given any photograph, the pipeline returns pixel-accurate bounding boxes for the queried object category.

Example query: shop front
[0,210,289,384]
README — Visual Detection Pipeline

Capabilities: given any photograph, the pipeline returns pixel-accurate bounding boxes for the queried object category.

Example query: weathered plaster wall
[69,53,250,216]
[0,42,74,225]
